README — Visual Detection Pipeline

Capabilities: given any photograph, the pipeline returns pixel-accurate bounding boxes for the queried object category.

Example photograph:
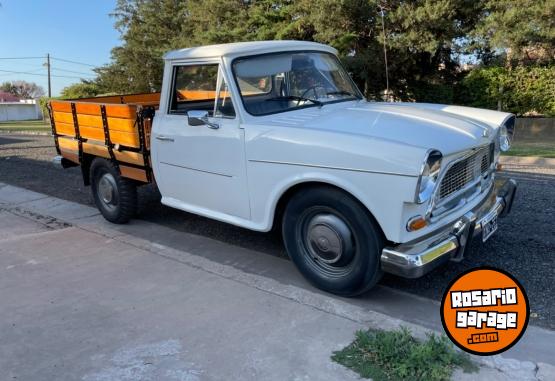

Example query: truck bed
[49,93,160,183]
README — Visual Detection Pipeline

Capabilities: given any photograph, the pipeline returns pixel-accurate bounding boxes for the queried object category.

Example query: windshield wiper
[265,95,323,107]
[326,90,357,97]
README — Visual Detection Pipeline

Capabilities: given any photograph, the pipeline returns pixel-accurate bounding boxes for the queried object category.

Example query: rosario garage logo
[440,267,529,355]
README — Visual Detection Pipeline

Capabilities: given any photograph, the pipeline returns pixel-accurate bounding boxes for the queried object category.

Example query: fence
[515,118,555,142]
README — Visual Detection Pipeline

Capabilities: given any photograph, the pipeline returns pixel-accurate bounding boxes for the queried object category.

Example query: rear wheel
[282,186,384,296]
[90,158,137,224]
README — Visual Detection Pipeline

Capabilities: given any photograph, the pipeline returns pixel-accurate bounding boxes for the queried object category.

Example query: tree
[0,80,45,99]
[474,0,555,66]
[59,81,101,99]
[95,0,192,94]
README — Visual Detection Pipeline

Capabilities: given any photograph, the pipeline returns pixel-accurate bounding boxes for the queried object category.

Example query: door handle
[155,135,174,142]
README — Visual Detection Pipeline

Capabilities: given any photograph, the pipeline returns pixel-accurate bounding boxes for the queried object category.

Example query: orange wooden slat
[79,126,139,148]
[82,142,110,159]
[55,121,76,136]
[74,103,102,116]
[50,101,72,113]
[119,165,148,182]
[53,111,74,125]
[58,136,78,151]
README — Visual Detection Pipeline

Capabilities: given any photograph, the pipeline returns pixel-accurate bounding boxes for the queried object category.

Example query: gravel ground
[1,133,554,330]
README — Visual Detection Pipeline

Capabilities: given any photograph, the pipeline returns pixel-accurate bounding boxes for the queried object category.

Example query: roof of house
[164,40,337,61]
[0,91,20,102]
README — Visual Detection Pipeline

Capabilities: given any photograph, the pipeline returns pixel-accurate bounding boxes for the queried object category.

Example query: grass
[501,140,555,158]
[332,328,478,381]
[0,120,50,132]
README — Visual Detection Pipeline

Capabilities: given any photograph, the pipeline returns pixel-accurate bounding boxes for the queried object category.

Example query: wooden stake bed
[49,93,160,183]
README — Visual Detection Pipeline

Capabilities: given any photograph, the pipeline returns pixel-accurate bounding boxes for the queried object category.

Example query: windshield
[233,51,362,116]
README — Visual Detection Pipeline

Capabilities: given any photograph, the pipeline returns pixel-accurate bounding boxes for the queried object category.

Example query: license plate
[481,212,498,242]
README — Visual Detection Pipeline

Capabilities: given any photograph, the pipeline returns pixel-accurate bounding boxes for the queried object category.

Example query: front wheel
[282,186,384,296]
[90,158,137,224]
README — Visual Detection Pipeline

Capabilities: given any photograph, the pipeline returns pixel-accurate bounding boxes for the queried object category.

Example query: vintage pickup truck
[50,40,516,296]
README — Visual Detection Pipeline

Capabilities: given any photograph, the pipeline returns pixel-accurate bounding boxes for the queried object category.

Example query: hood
[264,101,512,155]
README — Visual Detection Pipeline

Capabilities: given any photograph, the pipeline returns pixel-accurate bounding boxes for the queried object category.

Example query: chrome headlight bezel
[415,149,442,204]
[499,115,515,152]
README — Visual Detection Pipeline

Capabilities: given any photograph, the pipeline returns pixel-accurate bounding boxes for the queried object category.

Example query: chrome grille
[438,146,492,201]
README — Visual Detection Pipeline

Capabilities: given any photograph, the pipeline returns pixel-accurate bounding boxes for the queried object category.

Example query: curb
[0,182,552,380]
[500,155,555,169]
[0,130,51,136]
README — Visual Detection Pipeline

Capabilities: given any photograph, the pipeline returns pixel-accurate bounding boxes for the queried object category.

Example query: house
[0,91,20,103]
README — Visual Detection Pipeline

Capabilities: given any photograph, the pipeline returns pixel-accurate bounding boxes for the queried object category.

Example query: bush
[455,66,555,116]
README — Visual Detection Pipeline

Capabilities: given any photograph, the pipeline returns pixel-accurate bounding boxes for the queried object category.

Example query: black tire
[282,186,384,296]
[90,158,137,224]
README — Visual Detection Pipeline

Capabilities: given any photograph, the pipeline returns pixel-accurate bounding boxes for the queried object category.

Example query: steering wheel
[297,85,326,106]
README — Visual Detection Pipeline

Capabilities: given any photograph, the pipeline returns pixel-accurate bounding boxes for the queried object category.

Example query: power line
[51,57,96,67]
[0,56,44,60]
[0,69,95,79]
[51,67,95,76]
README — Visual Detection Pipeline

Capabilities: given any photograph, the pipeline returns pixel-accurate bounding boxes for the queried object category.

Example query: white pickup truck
[50,40,517,296]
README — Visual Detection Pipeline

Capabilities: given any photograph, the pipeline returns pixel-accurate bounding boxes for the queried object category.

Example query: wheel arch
[270,178,387,241]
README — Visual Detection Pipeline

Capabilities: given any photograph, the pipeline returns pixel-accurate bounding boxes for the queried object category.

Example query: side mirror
[187,110,219,129]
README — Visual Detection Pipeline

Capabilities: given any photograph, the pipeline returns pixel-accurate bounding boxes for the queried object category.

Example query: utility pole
[46,53,51,97]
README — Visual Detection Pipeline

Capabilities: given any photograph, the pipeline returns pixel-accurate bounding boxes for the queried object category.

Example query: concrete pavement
[1,182,554,380]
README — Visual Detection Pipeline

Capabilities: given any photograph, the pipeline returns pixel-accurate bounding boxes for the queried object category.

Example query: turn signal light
[407,216,428,232]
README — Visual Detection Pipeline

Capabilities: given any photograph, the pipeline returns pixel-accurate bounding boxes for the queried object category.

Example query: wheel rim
[298,208,357,278]
[97,172,119,211]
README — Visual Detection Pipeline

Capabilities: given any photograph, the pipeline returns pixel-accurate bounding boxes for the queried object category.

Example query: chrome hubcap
[305,214,353,264]
[98,173,118,210]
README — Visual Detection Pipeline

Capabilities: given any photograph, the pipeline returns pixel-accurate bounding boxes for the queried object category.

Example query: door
[152,62,250,220]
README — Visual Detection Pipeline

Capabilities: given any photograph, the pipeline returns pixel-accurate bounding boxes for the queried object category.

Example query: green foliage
[87,0,553,108]
[474,0,555,65]
[456,66,555,116]
[38,96,55,121]
[332,328,477,381]
[60,81,101,99]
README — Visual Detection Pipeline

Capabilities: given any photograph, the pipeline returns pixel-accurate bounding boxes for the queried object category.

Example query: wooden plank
[58,137,78,151]
[79,126,139,148]
[74,103,102,116]
[81,142,144,166]
[114,150,145,166]
[60,151,80,164]
[55,121,76,136]
[50,101,72,113]
[104,105,137,119]
[119,165,148,182]
[53,111,75,125]
[76,114,137,133]
[82,142,110,159]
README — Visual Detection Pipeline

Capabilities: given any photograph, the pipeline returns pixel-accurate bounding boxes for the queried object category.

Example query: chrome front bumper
[381,178,517,278]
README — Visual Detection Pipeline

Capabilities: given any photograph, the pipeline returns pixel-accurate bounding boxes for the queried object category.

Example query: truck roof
[163,40,337,61]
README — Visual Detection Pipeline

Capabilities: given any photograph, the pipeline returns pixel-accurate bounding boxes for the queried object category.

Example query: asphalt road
[1,133,554,330]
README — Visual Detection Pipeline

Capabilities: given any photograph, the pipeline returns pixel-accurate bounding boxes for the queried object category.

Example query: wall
[0,102,42,122]
[515,118,555,142]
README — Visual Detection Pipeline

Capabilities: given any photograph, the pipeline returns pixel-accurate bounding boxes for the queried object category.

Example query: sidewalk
[1,183,554,380]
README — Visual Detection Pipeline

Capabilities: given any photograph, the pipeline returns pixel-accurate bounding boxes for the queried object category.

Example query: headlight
[499,116,515,152]
[415,150,442,204]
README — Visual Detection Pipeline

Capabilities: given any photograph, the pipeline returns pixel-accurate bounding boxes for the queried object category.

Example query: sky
[0,0,120,96]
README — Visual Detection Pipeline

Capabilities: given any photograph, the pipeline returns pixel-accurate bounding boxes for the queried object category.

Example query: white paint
[0,102,42,122]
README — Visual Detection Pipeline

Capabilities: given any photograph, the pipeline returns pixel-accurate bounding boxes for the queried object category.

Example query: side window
[215,73,236,118]
[169,64,235,118]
